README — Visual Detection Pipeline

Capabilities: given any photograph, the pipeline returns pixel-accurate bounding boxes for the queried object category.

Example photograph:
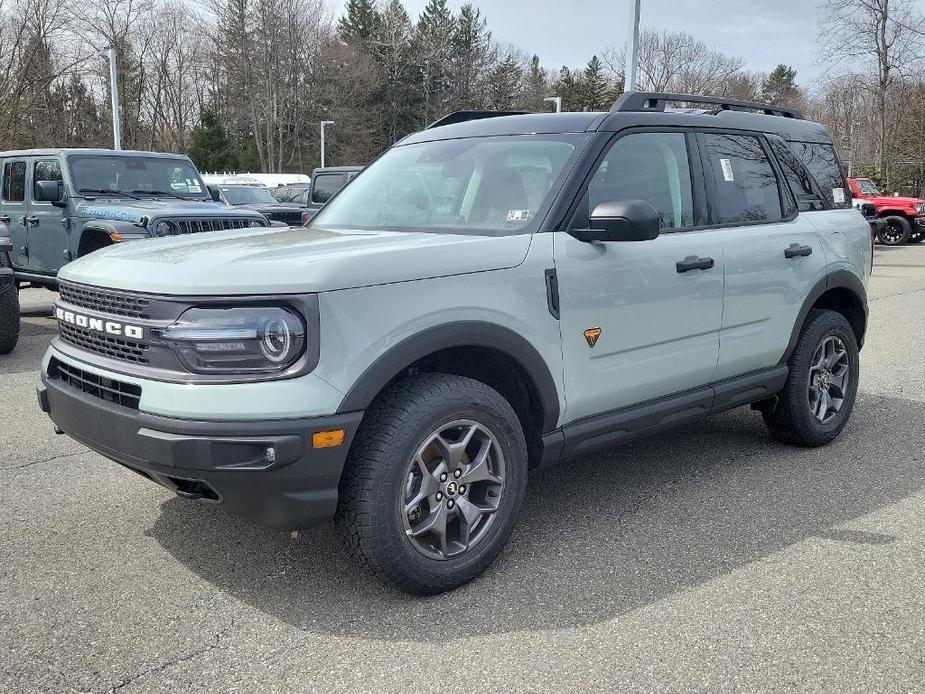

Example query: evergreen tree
[580,55,609,111]
[370,0,420,144]
[554,67,580,112]
[761,64,799,105]
[487,54,522,111]
[338,0,380,44]
[521,55,549,112]
[451,4,492,109]
[188,109,241,172]
[416,0,456,123]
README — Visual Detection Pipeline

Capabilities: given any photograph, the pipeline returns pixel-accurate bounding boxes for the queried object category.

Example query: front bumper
[38,370,363,528]
[915,216,925,228]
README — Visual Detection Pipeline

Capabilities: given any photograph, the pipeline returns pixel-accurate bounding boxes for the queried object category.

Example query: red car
[847,176,925,245]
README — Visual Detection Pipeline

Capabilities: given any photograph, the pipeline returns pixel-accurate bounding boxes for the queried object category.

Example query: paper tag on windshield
[189,185,202,193]
[506,209,530,223]
[832,187,845,204]
[720,158,734,182]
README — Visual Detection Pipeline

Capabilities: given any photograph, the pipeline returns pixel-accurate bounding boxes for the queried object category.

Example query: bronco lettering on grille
[55,307,144,339]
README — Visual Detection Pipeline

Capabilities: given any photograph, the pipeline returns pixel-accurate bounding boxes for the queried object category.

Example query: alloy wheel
[807,335,850,424]
[400,419,505,560]
[881,220,907,245]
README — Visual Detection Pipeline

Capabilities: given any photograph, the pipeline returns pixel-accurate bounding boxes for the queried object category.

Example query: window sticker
[189,184,202,193]
[720,158,735,182]
[832,187,845,204]
[506,209,530,223]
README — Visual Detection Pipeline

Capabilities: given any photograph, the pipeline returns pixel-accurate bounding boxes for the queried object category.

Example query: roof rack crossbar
[426,110,529,129]
[611,91,803,120]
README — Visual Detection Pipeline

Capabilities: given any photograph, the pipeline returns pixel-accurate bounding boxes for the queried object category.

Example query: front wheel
[907,228,924,243]
[763,309,859,447]
[0,280,20,354]
[336,373,528,594]
[877,215,911,245]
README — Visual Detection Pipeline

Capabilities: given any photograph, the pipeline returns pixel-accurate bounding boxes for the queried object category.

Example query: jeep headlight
[917,202,925,215]
[155,220,178,236]
[162,306,305,373]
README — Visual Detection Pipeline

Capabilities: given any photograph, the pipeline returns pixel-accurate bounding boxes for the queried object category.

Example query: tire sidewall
[878,216,911,245]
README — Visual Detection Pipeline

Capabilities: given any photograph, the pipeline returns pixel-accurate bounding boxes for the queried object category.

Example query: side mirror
[571,199,661,242]
[35,180,64,205]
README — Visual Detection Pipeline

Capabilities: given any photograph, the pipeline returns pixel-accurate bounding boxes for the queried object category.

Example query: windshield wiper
[131,189,186,200]
[77,188,141,199]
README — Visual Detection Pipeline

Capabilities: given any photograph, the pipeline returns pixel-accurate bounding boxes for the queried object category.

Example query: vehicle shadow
[147,393,924,641]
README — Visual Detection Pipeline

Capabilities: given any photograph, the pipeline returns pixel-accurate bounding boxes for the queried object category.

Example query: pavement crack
[3,449,87,471]
[109,631,227,692]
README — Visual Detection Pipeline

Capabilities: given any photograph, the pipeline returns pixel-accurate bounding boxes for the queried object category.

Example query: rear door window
[700,133,783,224]
[2,161,26,202]
[312,174,347,204]
[788,141,850,209]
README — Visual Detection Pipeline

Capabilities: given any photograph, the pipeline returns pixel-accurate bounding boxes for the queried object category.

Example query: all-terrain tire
[763,309,859,447]
[877,215,911,245]
[335,373,528,595]
[0,279,20,354]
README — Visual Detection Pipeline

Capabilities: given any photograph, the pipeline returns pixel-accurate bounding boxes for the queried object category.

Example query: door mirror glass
[571,200,661,242]
[34,180,64,203]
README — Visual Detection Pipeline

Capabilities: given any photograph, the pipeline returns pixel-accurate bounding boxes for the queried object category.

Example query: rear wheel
[336,373,528,594]
[877,215,911,245]
[0,274,20,355]
[763,309,859,447]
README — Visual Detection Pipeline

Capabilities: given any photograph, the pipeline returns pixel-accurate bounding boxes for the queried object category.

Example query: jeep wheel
[877,216,911,245]
[763,309,859,447]
[0,280,20,354]
[336,373,527,594]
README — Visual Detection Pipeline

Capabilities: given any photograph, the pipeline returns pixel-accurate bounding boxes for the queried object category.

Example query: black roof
[401,92,833,146]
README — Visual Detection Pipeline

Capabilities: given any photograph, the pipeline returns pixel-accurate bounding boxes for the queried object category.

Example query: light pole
[101,47,122,150]
[543,96,562,113]
[625,0,641,92]
[320,121,335,168]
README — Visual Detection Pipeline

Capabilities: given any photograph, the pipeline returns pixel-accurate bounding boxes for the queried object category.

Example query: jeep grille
[168,217,261,234]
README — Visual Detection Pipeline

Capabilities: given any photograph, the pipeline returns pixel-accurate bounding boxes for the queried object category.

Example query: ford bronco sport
[0,149,268,290]
[37,93,871,594]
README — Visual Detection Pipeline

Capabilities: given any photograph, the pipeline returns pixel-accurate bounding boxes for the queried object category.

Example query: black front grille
[173,217,259,234]
[268,210,302,224]
[59,283,150,319]
[50,358,142,409]
[59,323,150,364]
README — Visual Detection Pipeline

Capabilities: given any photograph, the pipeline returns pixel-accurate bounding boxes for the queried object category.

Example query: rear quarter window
[788,141,850,209]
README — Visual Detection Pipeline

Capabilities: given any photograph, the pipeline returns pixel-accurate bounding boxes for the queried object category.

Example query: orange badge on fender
[584,327,602,348]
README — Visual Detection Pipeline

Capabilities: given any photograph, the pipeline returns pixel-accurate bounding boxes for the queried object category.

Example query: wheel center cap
[445,480,459,497]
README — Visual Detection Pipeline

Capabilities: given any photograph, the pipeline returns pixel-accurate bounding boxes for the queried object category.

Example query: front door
[26,157,67,273]
[554,130,725,424]
[1,158,29,270]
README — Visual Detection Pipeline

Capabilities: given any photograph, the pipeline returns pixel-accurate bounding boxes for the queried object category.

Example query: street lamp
[543,96,562,113]
[625,0,641,91]
[320,121,335,168]
[97,46,121,150]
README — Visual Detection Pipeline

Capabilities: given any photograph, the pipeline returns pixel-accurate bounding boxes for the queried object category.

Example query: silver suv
[37,93,872,594]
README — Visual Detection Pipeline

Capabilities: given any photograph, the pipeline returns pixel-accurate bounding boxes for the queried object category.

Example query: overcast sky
[334,0,923,88]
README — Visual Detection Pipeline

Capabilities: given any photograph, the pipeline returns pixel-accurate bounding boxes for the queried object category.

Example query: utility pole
[543,96,562,113]
[320,121,335,168]
[106,47,122,150]
[625,0,641,92]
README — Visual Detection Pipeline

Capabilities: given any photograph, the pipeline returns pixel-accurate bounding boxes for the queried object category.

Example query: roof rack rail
[426,110,529,129]
[611,91,803,120]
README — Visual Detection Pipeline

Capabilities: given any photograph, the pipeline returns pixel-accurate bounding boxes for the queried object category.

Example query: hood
[75,199,264,224]
[856,192,923,206]
[58,226,532,295]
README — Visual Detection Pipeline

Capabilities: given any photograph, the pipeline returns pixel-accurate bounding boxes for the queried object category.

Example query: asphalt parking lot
[2,246,924,694]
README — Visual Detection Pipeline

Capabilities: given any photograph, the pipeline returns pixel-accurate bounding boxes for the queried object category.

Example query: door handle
[676,255,715,273]
[784,243,813,258]
[24,215,39,226]
[0,215,9,224]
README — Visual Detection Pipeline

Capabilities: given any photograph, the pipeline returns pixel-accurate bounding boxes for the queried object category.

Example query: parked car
[38,93,870,595]
[847,176,925,245]
[208,184,304,226]
[273,182,312,204]
[300,166,362,224]
[0,149,268,290]
[0,222,19,354]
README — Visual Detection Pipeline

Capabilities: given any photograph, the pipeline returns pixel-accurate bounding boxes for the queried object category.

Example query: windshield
[856,179,881,196]
[310,134,585,234]
[67,155,207,199]
[222,186,277,205]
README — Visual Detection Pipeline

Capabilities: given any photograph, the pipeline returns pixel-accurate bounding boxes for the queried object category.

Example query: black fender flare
[76,220,147,255]
[780,269,868,363]
[336,321,561,432]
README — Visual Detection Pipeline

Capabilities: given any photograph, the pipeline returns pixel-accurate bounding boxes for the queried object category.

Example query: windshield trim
[309,132,591,237]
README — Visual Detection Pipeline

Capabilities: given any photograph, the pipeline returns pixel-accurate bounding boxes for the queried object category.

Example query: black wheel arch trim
[335,321,561,432]
[780,269,868,364]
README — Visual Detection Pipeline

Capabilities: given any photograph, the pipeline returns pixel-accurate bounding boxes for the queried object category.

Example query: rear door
[700,131,828,380]
[26,157,67,273]
[1,158,29,270]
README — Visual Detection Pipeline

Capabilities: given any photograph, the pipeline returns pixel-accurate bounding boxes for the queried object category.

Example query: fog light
[264,446,276,463]
[312,429,346,448]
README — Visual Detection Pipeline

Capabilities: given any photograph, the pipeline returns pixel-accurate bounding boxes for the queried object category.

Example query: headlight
[917,202,925,215]
[162,306,305,374]
[155,220,177,236]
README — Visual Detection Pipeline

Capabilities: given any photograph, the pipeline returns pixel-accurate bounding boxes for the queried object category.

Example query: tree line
[2,0,925,193]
